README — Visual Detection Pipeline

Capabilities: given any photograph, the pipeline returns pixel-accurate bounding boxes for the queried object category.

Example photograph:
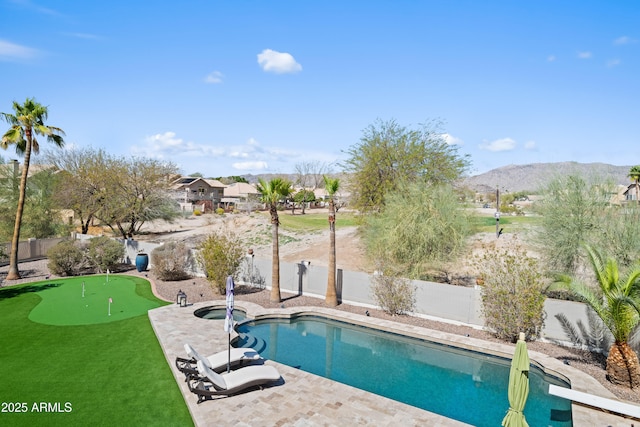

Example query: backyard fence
[0,237,64,266]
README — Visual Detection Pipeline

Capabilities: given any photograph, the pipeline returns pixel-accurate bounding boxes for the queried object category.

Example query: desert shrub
[363,182,472,280]
[151,241,192,281]
[86,236,124,273]
[473,240,547,342]
[197,231,244,294]
[47,240,85,276]
[534,174,613,275]
[370,270,416,316]
[215,207,224,215]
[193,210,202,216]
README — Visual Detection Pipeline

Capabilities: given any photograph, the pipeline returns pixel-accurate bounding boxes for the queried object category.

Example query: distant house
[169,177,226,212]
[623,183,640,203]
[312,187,350,208]
[222,182,261,212]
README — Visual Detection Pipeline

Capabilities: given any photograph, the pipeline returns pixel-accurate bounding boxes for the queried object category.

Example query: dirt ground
[134,208,521,279]
[135,209,370,272]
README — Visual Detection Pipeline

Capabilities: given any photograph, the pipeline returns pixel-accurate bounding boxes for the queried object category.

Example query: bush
[473,240,547,342]
[193,210,202,216]
[151,241,192,281]
[87,236,124,273]
[197,231,244,294]
[370,270,416,315]
[363,182,472,280]
[47,240,85,276]
[215,208,225,215]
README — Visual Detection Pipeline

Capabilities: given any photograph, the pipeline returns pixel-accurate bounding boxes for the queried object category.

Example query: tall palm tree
[324,175,340,306]
[628,165,640,205]
[1,98,65,280]
[256,178,292,303]
[554,245,640,388]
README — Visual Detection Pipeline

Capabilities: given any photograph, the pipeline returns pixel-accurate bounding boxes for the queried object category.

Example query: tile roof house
[170,177,226,212]
[222,182,261,212]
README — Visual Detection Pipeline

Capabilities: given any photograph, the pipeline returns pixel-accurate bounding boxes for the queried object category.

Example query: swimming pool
[236,315,572,427]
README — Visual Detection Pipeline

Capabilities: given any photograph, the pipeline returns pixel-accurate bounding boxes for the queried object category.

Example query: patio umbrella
[502,332,530,427]
[224,275,235,373]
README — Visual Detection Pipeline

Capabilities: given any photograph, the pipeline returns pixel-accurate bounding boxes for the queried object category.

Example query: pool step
[236,333,267,354]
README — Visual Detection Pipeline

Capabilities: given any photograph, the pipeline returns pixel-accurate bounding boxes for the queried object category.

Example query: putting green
[28,275,162,326]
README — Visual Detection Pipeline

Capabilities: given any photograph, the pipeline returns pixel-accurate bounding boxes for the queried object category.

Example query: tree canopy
[342,119,471,213]
[46,147,180,238]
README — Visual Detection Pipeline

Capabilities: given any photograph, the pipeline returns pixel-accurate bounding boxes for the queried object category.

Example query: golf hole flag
[108,297,113,316]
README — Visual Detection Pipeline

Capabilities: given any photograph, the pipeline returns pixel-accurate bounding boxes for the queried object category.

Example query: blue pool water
[236,316,572,427]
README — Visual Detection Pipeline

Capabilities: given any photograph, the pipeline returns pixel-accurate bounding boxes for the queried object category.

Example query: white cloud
[606,58,621,68]
[547,55,556,62]
[614,36,636,45]
[442,133,463,145]
[577,51,592,59]
[524,140,537,150]
[480,137,516,152]
[135,131,225,159]
[204,71,223,84]
[0,39,38,60]
[257,49,302,74]
[133,133,340,175]
[233,161,268,170]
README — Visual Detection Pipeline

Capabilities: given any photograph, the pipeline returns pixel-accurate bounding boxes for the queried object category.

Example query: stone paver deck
[149,300,639,427]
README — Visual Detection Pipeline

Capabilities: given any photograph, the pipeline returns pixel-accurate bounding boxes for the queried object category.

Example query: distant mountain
[462,162,633,193]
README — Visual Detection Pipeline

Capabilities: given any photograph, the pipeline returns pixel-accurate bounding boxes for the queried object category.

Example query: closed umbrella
[224,275,235,373]
[502,332,530,427]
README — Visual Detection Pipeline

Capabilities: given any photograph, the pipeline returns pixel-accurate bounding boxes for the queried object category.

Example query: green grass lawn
[471,214,541,234]
[276,211,358,231]
[0,275,192,427]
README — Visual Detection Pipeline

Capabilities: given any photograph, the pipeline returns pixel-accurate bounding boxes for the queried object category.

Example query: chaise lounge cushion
[196,360,281,394]
[180,343,261,373]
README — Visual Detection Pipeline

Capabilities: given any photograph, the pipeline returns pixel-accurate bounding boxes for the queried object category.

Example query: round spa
[193,306,246,322]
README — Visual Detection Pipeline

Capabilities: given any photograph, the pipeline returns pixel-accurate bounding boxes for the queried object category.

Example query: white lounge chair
[176,343,262,377]
[188,360,281,403]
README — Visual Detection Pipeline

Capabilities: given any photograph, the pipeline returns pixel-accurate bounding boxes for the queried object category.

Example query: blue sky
[1,1,639,177]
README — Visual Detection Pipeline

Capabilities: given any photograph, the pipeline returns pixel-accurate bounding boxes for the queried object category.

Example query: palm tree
[555,245,640,388]
[256,178,292,303]
[628,165,640,205]
[1,98,65,280]
[324,175,340,306]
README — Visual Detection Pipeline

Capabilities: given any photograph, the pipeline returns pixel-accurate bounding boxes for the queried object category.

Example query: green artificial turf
[0,276,193,427]
[29,275,161,326]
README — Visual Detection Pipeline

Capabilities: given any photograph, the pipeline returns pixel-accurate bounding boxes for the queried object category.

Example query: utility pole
[495,187,501,238]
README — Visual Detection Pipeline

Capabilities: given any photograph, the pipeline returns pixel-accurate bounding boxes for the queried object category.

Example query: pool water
[236,316,572,427]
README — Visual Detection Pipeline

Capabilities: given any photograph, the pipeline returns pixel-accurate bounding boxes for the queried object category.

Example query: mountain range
[461,162,634,193]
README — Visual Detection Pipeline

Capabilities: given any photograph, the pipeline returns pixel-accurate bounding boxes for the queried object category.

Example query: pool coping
[149,300,639,426]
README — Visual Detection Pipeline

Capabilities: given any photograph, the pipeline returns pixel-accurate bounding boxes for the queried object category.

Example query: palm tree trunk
[6,132,32,280]
[325,200,338,306]
[607,341,640,388]
[270,206,281,303]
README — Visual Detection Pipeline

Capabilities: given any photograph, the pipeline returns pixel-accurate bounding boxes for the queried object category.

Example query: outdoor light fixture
[176,290,187,307]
